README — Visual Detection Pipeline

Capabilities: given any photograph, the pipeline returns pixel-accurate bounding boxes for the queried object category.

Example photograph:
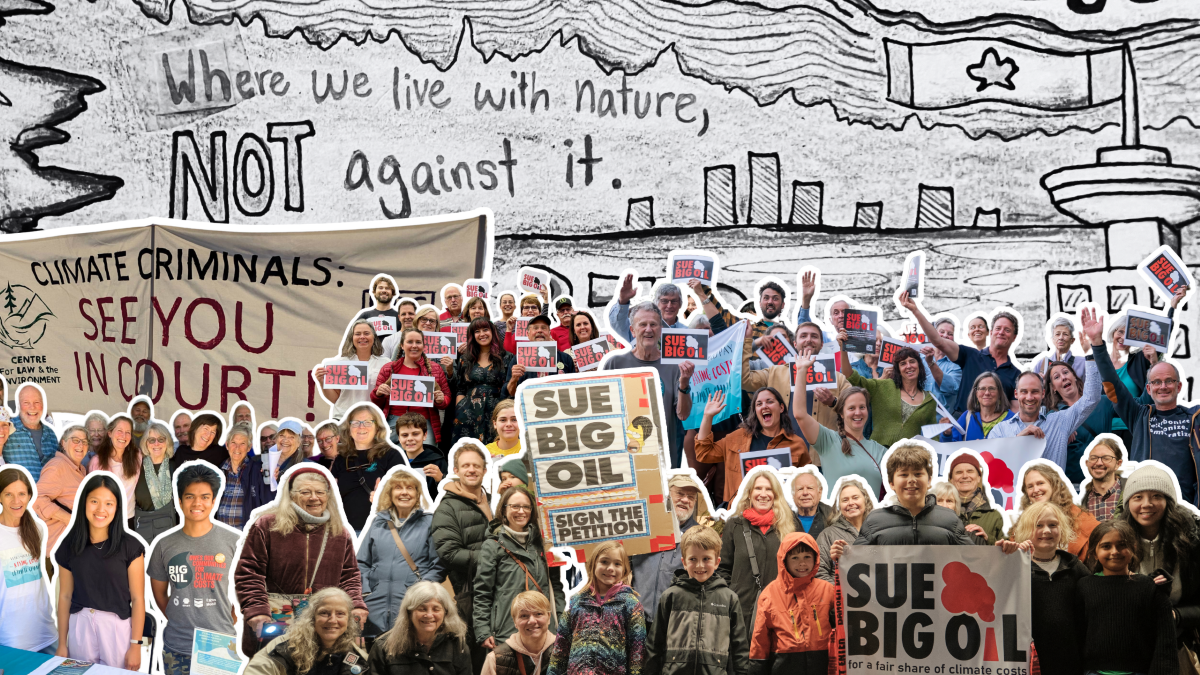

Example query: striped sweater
[548,584,646,675]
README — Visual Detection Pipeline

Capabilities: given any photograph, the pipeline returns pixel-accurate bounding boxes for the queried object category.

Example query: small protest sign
[1139,245,1193,299]
[799,354,838,389]
[517,341,558,373]
[465,279,490,298]
[740,448,792,475]
[321,361,370,390]
[390,374,436,408]
[756,333,796,366]
[603,332,625,351]
[900,322,929,345]
[1124,309,1172,351]
[514,317,531,342]
[366,315,397,337]
[662,328,709,365]
[667,252,717,284]
[683,321,746,430]
[422,331,458,359]
[569,336,612,371]
[900,251,923,297]
[878,336,910,366]
[519,267,549,294]
[839,546,1031,675]
[450,323,471,346]
[844,309,878,354]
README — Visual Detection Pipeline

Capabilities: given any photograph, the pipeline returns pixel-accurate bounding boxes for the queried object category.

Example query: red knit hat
[287,466,328,489]
[948,453,982,475]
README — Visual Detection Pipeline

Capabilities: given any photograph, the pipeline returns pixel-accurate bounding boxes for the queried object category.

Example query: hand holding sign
[1173,285,1190,309]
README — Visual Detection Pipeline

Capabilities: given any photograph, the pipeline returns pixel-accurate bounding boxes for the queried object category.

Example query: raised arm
[791,351,823,444]
[676,362,695,421]
[898,291,958,362]
[1082,307,1144,428]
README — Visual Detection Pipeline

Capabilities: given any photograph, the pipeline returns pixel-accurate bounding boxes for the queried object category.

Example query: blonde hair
[1011,501,1074,550]
[491,399,516,426]
[267,471,346,538]
[734,471,795,537]
[274,587,359,673]
[379,580,467,657]
[414,307,441,329]
[931,482,961,515]
[510,590,551,618]
[341,319,383,358]
[138,422,175,460]
[681,525,722,555]
[377,470,429,513]
[829,479,875,524]
[585,541,631,594]
[1019,465,1083,530]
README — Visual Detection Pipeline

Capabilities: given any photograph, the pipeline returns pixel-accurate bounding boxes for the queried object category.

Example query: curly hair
[275,587,360,673]
[886,347,927,391]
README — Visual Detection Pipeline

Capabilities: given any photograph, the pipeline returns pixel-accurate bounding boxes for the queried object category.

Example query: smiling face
[193,422,217,451]
[494,409,519,443]
[750,475,775,511]
[670,485,698,522]
[316,428,339,459]
[391,478,419,514]
[1095,529,1133,576]
[468,302,487,321]
[1112,325,1127,351]
[759,287,784,320]
[227,433,250,465]
[417,314,439,332]
[936,321,955,345]
[1032,510,1061,557]
[1147,362,1183,407]
[1015,373,1044,417]
[109,419,133,452]
[1049,364,1078,401]
[85,485,118,533]
[315,600,350,648]
[991,316,1017,351]
[172,415,191,443]
[17,388,42,428]
[87,418,107,449]
[233,407,252,425]
[292,476,330,516]
[528,320,552,343]
[592,551,626,593]
[784,546,815,578]
[515,605,549,641]
[792,474,821,511]
[1052,324,1074,353]
[829,301,848,331]
[145,429,170,461]
[556,303,574,325]
[572,314,596,343]
[794,324,823,353]
[967,318,988,347]
[374,280,395,305]
[276,429,300,458]
[839,485,866,521]
[1128,490,1167,533]
[181,480,215,525]
[631,308,663,351]
[398,303,416,329]
[754,390,783,431]
[951,463,981,497]
[974,377,999,410]
[1023,469,1053,504]
[1,478,30,522]
[62,429,89,463]
[474,325,493,348]
[455,450,486,490]
[891,465,931,509]
[683,544,719,584]
[500,295,516,316]
[352,324,374,353]
[897,355,920,384]
[1086,445,1121,482]
[657,291,682,325]
[397,424,424,455]
[411,600,445,639]
[521,299,540,318]
[506,490,533,530]
[349,410,377,448]
[131,401,151,424]
[403,331,425,361]
[841,392,869,435]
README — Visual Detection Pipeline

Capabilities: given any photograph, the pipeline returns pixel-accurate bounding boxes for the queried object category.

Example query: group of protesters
[0,261,1199,675]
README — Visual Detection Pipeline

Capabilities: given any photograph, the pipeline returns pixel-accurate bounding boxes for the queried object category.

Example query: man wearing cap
[551,297,575,351]
[1084,308,1200,506]
[602,302,695,468]
[505,314,577,396]
[4,384,59,481]
[630,474,715,633]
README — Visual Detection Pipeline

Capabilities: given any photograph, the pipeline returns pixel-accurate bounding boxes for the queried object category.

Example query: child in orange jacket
[749,532,837,675]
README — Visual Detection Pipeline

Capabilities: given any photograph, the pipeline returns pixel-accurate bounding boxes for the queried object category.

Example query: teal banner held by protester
[683,320,746,430]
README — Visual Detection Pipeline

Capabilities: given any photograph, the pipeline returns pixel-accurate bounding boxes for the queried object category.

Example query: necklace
[1032,553,1056,563]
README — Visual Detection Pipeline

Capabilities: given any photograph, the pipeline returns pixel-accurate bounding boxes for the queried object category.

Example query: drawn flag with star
[884,38,1123,111]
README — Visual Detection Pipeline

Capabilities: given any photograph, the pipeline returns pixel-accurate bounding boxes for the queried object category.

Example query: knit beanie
[1123,464,1177,507]
[948,453,982,476]
[499,458,528,485]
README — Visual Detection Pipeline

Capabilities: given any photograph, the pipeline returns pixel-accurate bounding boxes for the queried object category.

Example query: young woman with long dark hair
[0,467,57,652]
[446,318,513,445]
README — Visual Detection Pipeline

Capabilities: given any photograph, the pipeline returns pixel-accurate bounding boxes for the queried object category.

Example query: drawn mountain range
[129,0,1200,139]
[0,283,54,348]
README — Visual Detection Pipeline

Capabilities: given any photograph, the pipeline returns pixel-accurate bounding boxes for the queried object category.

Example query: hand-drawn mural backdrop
[4,0,1200,395]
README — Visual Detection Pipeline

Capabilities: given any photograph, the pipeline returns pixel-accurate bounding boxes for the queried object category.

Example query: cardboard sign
[740,447,792,475]
[800,354,838,389]
[390,374,436,408]
[844,309,878,354]
[514,317,531,342]
[839,546,1031,675]
[321,361,370,390]
[878,336,911,367]
[569,336,612,371]
[519,370,677,559]
[756,333,796,366]
[1124,309,1172,351]
[519,266,549,294]
[367,315,397,336]
[450,323,471,346]
[901,251,923,297]
[661,328,709,365]
[465,278,490,298]
[667,252,717,284]
[1139,246,1193,299]
[422,331,458,358]
[517,340,558,373]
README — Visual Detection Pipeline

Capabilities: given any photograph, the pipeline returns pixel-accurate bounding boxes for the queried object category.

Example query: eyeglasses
[317,436,337,446]
[295,490,328,498]
[147,437,167,445]
[1150,379,1180,387]
[66,437,87,446]
[974,386,998,393]
[507,504,532,512]
[1087,455,1117,464]
[349,420,375,429]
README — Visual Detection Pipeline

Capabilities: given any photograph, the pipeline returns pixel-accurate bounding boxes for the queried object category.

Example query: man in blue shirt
[4,384,59,481]
[899,292,1021,417]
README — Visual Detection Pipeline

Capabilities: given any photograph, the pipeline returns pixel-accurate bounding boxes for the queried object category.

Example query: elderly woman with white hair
[357,469,445,638]
[1032,316,1087,381]
[244,587,368,675]
[131,422,179,544]
[368,580,471,675]
[234,467,368,657]
[34,424,90,554]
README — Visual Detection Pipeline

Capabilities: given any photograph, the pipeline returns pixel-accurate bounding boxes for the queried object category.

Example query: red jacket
[371,358,451,442]
[750,532,837,675]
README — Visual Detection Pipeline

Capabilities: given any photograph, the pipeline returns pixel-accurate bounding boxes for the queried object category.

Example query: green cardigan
[845,369,939,447]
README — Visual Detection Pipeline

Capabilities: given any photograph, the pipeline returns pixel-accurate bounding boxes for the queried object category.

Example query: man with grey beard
[630,475,716,633]
[130,399,152,445]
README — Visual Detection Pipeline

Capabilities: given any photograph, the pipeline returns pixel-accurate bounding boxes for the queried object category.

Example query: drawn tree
[2,284,15,314]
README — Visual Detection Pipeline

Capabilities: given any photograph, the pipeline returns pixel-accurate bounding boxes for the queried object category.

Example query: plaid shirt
[3,417,59,481]
[217,459,247,529]
[1083,477,1125,521]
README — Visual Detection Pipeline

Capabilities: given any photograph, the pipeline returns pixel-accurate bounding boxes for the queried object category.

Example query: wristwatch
[678,382,691,393]
[130,638,147,646]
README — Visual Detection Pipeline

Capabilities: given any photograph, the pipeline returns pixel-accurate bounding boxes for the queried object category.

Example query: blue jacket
[357,508,445,635]
[219,455,270,528]
[945,410,1017,442]
[4,417,59,481]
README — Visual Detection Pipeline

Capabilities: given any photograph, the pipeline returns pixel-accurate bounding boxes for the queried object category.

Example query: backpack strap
[504,548,545,595]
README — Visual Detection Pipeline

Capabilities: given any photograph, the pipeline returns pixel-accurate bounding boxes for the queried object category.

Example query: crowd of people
[0,264,1198,675]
